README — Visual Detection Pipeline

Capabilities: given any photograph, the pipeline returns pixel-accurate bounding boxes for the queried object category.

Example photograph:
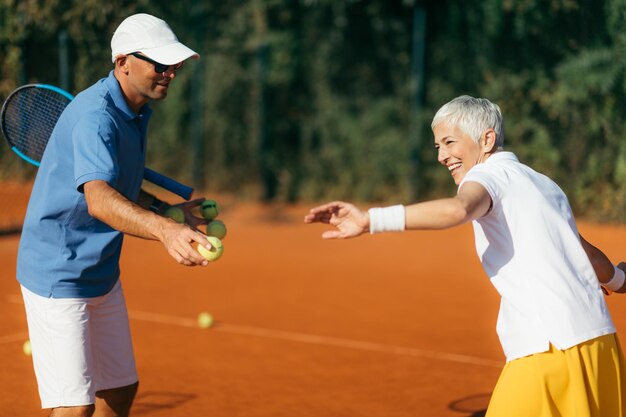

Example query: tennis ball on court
[197,236,223,262]
[23,340,31,356]
[197,312,214,329]
[206,220,227,240]
[200,199,220,220]
[164,206,185,223]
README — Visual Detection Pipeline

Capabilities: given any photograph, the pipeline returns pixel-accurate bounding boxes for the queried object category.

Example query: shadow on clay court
[448,393,491,417]
[131,391,197,415]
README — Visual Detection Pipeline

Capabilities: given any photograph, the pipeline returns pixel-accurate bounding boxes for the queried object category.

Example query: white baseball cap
[111,13,199,64]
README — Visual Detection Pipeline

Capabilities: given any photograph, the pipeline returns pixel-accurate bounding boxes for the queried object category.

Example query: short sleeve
[459,164,504,208]
[72,111,119,191]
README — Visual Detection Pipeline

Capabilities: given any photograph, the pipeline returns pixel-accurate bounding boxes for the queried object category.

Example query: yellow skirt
[486,333,626,417]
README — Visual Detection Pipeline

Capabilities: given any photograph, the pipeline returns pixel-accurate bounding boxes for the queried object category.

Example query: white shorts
[21,280,138,409]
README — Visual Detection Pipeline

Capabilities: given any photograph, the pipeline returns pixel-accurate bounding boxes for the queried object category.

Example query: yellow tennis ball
[164,206,185,223]
[206,220,227,239]
[197,312,214,329]
[23,340,32,356]
[197,236,223,262]
[200,199,220,220]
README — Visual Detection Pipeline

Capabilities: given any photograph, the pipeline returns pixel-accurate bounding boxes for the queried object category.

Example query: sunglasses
[130,53,184,74]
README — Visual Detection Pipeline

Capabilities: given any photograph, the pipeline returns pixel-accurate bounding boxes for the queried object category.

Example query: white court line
[0,333,29,345]
[5,297,502,368]
[128,310,502,368]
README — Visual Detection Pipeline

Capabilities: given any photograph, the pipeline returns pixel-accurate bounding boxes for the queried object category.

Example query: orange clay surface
[1,188,626,416]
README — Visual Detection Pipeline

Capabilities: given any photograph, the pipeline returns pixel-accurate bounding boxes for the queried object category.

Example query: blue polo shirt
[17,71,152,298]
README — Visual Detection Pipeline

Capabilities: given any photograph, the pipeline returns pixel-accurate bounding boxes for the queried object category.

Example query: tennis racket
[0,83,194,200]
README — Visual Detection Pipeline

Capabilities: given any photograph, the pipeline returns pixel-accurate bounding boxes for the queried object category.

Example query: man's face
[126,54,182,103]
[433,123,487,185]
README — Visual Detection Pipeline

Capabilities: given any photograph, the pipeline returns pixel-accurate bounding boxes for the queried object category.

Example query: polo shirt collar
[104,70,152,121]
[483,151,518,164]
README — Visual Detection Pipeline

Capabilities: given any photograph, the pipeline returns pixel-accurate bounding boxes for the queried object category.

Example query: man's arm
[83,180,209,266]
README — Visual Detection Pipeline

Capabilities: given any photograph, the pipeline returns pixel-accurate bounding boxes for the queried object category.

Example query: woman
[305,95,626,416]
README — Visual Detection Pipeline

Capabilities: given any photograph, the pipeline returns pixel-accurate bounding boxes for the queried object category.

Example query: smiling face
[433,123,495,185]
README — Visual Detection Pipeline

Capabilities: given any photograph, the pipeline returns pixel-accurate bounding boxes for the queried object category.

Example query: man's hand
[85,181,211,266]
[158,220,211,266]
[169,198,209,231]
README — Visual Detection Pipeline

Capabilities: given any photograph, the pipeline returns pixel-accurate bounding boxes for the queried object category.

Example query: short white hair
[431,95,504,149]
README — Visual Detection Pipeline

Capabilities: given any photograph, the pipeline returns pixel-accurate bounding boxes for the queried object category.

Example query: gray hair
[431,95,504,149]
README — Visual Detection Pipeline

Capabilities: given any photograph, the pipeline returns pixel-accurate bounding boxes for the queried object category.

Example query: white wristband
[604,265,626,292]
[368,205,406,234]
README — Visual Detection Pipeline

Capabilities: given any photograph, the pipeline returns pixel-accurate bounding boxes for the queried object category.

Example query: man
[305,95,626,416]
[17,13,211,417]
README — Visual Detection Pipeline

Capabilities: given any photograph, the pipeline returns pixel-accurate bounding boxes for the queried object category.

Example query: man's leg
[89,281,138,417]
[93,382,139,417]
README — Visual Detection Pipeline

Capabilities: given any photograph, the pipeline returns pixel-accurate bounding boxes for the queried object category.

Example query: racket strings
[2,87,70,162]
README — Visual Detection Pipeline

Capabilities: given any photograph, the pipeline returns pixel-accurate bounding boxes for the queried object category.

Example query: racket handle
[143,168,194,201]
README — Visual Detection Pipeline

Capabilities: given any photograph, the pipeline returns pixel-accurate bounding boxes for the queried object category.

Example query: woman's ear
[482,128,497,153]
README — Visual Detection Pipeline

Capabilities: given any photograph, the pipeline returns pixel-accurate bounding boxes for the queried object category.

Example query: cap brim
[139,42,200,64]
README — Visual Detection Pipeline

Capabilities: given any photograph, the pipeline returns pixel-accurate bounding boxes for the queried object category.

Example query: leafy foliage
[0,0,625,220]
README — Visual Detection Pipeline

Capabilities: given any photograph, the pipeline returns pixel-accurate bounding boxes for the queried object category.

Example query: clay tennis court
[1,184,626,416]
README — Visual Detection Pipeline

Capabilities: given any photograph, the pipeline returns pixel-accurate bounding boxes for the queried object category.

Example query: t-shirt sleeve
[72,111,119,192]
[459,164,503,207]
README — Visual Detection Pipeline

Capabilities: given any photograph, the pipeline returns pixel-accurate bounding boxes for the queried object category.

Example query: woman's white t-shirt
[460,151,615,362]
